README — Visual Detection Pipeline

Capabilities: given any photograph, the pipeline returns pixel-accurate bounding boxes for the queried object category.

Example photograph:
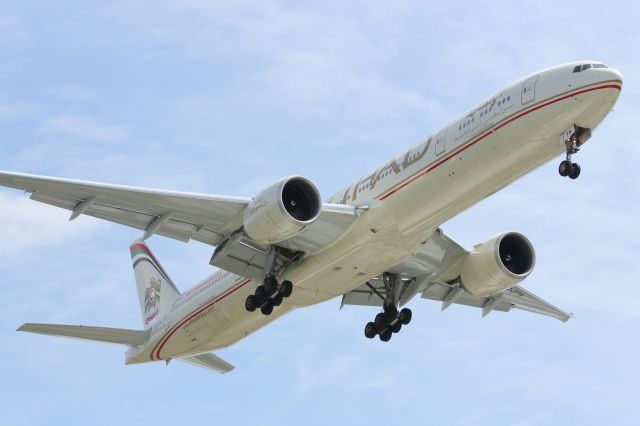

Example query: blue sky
[1,1,639,425]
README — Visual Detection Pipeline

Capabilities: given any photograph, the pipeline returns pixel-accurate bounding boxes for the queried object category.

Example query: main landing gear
[364,305,412,342]
[245,275,293,316]
[363,272,413,342]
[558,135,581,180]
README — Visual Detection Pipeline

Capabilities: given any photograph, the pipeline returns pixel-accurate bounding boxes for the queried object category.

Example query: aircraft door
[521,75,538,105]
[435,128,448,156]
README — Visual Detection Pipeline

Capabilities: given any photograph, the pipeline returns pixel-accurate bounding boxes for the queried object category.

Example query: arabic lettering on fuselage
[334,137,433,204]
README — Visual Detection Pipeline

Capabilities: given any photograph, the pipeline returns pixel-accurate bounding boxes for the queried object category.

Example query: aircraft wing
[0,171,357,253]
[340,229,571,322]
[179,352,235,374]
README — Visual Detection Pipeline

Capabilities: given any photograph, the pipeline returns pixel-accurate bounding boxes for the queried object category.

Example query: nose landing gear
[558,134,581,179]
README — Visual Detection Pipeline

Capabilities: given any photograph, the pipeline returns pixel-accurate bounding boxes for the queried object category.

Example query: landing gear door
[521,75,538,105]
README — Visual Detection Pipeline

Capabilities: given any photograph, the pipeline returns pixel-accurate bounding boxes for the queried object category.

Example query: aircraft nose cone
[602,67,623,86]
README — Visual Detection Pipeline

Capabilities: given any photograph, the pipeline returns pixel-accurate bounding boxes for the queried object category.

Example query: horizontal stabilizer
[179,352,235,374]
[17,323,150,346]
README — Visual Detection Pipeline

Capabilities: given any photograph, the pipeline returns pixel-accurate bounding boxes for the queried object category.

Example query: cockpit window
[573,63,608,73]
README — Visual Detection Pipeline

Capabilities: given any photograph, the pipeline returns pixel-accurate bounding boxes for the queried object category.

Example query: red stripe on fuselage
[151,278,252,360]
[378,83,621,201]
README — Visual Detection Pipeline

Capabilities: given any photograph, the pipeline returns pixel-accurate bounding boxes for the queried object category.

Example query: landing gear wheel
[280,280,293,298]
[379,329,392,342]
[391,322,402,333]
[263,275,278,295]
[383,305,398,322]
[254,286,267,303]
[399,308,412,325]
[245,295,257,312]
[559,160,572,177]
[374,313,387,330]
[272,293,284,307]
[261,303,274,316]
[364,322,377,339]
[569,163,581,179]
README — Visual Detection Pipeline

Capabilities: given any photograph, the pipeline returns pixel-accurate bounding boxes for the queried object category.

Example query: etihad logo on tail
[144,277,161,325]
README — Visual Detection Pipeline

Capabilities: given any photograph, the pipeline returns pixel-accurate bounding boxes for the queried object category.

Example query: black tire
[569,163,581,179]
[374,313,387,329]
[254,286,267,303]
[263,275,278,295]
[379,330,392,342]
[559,160,571,177]
[261,303,274,316]
[400,308,412,325]
[245,295,257,312]
[280,280,293,298]
[391,322,402,333]
[364,322,377,339]
[383,305,398,322]
[272,293,284,307]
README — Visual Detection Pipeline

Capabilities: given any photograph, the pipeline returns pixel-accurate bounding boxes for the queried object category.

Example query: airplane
[1,60,622,374]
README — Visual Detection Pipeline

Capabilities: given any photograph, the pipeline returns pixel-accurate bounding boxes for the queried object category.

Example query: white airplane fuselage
[126,61,622,364]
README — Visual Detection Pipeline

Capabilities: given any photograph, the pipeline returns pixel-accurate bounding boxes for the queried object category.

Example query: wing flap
[29,191,215,244]
[420,281,511,312]
[499,285,571,322]
[17,323,150,346]
[179,352,235,374]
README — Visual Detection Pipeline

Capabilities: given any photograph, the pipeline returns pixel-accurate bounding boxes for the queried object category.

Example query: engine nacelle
[460,232,536,296]
[243,176,322,245]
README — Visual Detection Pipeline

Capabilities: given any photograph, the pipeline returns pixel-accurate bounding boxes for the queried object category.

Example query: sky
[1,1,639,425]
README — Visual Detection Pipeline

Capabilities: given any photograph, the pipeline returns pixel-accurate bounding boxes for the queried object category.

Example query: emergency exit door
[521,75,538,105]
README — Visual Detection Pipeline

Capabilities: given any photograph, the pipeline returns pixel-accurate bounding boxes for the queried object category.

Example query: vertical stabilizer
[129,240,180,328]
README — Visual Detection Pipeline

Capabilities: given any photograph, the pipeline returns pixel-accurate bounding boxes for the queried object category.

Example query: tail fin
[129,239,180,328]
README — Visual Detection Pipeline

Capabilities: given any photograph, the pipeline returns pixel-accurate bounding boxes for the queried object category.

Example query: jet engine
[460,232,535,297]
[243,176,322,245]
